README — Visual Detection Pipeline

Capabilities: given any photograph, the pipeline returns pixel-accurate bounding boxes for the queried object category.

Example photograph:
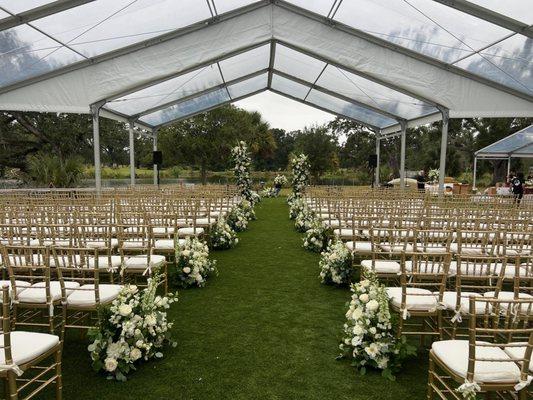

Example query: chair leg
[55,349,63,400]
[7,371,18,400]
[427,356,434,400]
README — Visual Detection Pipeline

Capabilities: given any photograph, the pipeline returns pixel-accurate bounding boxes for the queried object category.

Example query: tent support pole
[90,101,105,194]
[128,120,136,186]
[375,134,380,187]
[153,131,158,186]
[399,121,407,189]
[472,156,477,191]
[507,156,511,178]
[438,107,449,194]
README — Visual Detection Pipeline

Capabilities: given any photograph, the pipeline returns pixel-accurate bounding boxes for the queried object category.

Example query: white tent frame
[0,0,532,192]
[472,125,533,190]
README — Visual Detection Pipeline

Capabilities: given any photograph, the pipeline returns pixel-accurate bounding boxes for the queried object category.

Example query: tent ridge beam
[154,88,268,129]
[0,0,272,96]
[275,1,533,102]
[431,0,533,39]
[273,69,408,122]
[269,87,380,132]
[126,68,269,120]
[0,0,96,31]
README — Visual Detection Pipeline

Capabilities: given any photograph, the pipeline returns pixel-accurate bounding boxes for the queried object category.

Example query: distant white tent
[473,125,533,189]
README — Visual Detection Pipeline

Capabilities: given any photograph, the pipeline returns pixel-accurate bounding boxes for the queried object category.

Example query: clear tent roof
[0,0,532,133]
[475,124,533,158]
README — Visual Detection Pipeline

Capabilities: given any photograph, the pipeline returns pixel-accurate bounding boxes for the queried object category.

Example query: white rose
[360,280,370,288]
[130,347,142,361]
[353,325,364,335]
[119,304,132,317]
[352,307,363,319]
[359,294,369,303]
[104,357,118,372]
[366,300,379,312]
[181,250,190,257]
[183,267,191,274]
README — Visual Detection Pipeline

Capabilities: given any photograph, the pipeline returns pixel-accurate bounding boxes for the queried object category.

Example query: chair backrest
[400,252,451,301]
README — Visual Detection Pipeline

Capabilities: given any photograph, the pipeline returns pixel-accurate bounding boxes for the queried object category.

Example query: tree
[293,125,339,181]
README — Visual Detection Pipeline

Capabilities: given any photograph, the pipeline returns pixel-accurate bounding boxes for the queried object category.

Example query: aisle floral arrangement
[288,197,306,220]
[231,141,256,204]
[260,187,277,198]
[318,240,353,285]
[290,153,311,199]
[238,199,256,221]
[274,174,288,187]
[294,207,316,233]
[338,269,415,380]
[227,206,249,232]
[174,237,218,287]
[303,220,331,253]
[88,274,177,381]
[210,215,238,250]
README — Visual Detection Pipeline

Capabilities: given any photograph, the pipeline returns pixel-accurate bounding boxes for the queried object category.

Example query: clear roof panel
[0,9,10,19]
[213,0,261,15]
[0,0,52,14]
[32,0,211,58]
[466,0,533,25]
[219,43,270,81]
[227,73,267,99]
[316,65,437,120]
[334,0,511,63]
[0,24,84,88]
[140,88,230,126]
[477,125,533,156]
[270,73,310,99]
[106,64,223,116]
[274,44,326,82]
[284,0,336,16]
[306,89,397,128]
[453,34,533,95]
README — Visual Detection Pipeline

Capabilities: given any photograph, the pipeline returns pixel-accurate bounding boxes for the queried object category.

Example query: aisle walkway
[54,198,427,399]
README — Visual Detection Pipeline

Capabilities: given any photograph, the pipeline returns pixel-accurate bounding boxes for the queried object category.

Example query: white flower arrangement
[174,237,218,287]
[288,197,306,220]
[303,220,331,253]
[294,206,316,233]
[338,268,415,380]
[318,240,353,285]
[428,169,439,184]
[88,273,177,381]
[231,141,256,204]
[273,174,288,187]
[238,199,256,221]
[290,153,310,198]
[209,215,238,250]
[260,187,277,198]
[227,206,249,232]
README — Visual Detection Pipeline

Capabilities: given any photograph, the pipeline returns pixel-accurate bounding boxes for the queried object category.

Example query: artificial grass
[43,197,428,399]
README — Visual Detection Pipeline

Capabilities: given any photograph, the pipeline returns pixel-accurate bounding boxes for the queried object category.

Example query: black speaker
[368,154,377,168]
[153,151,162,166]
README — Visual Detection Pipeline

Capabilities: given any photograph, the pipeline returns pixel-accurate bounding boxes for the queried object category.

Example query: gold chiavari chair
[52,247,122,329]
[0,285,64,400]
[428,297,533,400]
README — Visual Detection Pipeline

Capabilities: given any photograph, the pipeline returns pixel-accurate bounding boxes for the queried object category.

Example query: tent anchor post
[90,101,105,194]
[399,120,407,189]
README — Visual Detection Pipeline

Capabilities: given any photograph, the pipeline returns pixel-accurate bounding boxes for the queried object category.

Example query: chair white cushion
[379,243,415,253]
[66,284,122,307]
[334,228,355,238]
[153,227,175,235]
[85,238,119,249]
[345,241,372,253]
[17,281,80,303]
[503,343,533,372]
[440,291,486,314]
[121,241,147,250]
[194,218,213,226]
[0,280,30,301]
[405,260,451,275]
[0,331,59,366]
[124,255,166,270]
[154,239,186,250]
[88,255,122,270]
[42,239,71,246]
[362,259,400,274]
[448,261,497,276]
[432,340,521,383]
[483,291,533,312]
[386,287,438,311]
[449,243,486,255]
[177,227,204,236]
[493,263,528,279]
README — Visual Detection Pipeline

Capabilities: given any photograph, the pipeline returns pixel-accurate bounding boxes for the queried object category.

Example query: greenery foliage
[26,153,84,187]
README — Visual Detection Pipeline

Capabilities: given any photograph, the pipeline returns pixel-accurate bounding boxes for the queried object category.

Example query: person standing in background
[511,172,524,205]
[416,170,426,191]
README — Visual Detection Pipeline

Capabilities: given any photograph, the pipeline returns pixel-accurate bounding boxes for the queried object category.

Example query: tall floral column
[231,141,256,204]
[290,153,311,200]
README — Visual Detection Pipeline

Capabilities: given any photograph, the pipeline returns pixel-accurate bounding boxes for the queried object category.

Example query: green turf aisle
[50,197,428,399]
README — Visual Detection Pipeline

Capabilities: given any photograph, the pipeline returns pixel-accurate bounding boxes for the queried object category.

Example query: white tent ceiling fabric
[0,0,531,132]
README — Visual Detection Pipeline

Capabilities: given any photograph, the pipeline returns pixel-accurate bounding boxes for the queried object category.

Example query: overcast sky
[234,91,335,132]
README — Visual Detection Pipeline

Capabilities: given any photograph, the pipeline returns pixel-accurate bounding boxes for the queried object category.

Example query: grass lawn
[42,197,428,399]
